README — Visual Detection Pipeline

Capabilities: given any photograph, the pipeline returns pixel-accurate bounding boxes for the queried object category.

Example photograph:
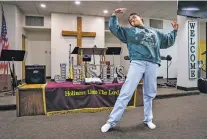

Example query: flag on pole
[0,5,9,73]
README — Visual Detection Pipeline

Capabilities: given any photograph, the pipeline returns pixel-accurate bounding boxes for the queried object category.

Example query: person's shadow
[109,123,150,133]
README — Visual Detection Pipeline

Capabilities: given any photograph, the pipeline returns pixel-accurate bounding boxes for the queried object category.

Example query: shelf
[23,26,51,31]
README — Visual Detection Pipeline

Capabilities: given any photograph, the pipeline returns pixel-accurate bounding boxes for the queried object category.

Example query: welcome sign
[188,21,198,79]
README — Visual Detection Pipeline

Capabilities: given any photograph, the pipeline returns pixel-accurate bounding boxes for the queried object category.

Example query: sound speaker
[25,65,46,84]
[198,78,207,94]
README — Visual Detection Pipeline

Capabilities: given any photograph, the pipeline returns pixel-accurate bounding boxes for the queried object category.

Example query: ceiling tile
[34,1,69,14]
[141,9,162,17]
[165,14,178,20]
[120,5,148,20]
[133,1,158,8]
[2,1,17,5]
[40,1,69,5]
[3,1,178,21]
[16,1,35,8]
[14,1,38,14]
[18,5,38,15]
[99,1,135,9]
[68,1,102,9]
[151,10,171,17]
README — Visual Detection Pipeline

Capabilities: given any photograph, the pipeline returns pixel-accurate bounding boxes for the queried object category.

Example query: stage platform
[16,82,143,117]
[0,84,200,112]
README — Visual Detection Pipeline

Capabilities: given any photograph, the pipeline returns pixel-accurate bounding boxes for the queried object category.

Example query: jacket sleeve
[157,29,177,49]
[109,16,127,43]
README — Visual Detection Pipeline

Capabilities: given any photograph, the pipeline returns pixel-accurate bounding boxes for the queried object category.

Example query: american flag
[0,6,9,73]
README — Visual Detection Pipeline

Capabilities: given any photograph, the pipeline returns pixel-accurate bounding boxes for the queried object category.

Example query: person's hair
[128,13,144,26]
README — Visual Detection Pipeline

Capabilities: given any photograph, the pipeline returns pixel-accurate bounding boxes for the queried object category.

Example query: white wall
[177,16,198,88]
[0,4,15,74]
[0,6,55,79]
[0,4,26,80]
[16,6,26,80]
[26,30,51,77]
[105,17,178,78]
[51,13,104,79]
[0,4,16,50]
[22,14,51,77]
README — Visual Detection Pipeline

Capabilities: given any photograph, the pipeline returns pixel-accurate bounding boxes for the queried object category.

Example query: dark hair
[128,13,144,26]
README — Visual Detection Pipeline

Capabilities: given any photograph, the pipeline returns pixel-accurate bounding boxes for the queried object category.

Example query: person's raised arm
[158,21,179,49]
[109,8,128,43]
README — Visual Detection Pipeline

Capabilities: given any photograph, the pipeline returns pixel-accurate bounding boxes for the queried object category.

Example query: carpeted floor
[1,94,207,139]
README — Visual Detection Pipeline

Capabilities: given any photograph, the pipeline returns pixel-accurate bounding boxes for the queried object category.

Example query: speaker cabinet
[198,78,207,94]
[25,65,46,84]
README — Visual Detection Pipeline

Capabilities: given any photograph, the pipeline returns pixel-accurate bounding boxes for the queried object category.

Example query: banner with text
[188,20,198,79]
[45,83,135,114]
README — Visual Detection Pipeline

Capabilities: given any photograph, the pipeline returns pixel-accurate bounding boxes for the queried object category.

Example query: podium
[72,47,107,63]
[0,50,26,95]
[106,47,121,65]
[71,47,107,79]
[71,47,123,79]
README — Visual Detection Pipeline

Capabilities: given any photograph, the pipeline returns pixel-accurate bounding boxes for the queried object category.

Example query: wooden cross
[62,17,96,64]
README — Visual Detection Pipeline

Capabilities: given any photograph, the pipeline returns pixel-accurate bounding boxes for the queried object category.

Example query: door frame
[22,34,26,80]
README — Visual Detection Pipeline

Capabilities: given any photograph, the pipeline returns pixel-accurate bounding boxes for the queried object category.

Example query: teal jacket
[109,16,177,65]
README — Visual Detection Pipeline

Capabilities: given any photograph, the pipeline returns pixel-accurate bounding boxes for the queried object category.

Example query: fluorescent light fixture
[103,10,108,14]
[40,4,46,8]
[75,1,81,5]
[182,7,199,11]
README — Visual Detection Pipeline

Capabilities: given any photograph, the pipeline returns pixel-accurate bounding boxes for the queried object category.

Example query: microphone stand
[93,45,96,66]
[167,60,169,83]
[9,57,17,95]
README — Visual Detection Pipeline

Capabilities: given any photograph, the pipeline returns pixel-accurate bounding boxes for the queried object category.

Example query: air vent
[25,16,44,26]
[150,19,163,29]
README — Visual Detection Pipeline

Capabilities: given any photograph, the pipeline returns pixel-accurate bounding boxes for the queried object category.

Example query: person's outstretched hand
[114,8,127,14]
[171,21,179,30]
[112,8,127,15]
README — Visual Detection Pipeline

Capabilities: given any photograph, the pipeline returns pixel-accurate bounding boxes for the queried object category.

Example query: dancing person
[101,8,178,133]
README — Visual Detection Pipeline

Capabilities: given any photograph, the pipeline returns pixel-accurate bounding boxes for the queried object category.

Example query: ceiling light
[103,10,108,14]
[182,7,199,11]
[75,1,81,5]
[40,4,46,8]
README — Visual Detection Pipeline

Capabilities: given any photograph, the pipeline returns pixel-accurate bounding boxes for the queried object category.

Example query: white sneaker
[146,122,156,129]
[101,123,112,133]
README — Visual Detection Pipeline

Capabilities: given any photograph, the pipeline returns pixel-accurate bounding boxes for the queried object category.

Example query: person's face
[129,15,142,26]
